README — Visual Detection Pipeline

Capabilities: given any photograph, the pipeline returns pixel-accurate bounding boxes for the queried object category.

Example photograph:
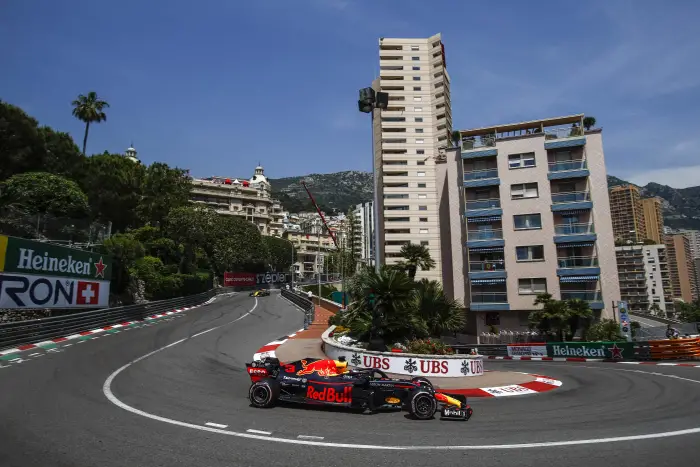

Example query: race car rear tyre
[249,379,280,408]
[408,390,437,420]
[411,377,434,390]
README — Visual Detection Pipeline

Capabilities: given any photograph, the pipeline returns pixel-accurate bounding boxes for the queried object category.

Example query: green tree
[676,299,700,323]
[71,91,109,156]
[412,279,465,337]
[137,163,192,227]
[0,172,88,217]
[583,116,597,131]
[262,236,296,272]
[397,242,435,280]
[164,205,220,274]
[584,318,624,342]
[528,293,593,341]
[102,232,146,296]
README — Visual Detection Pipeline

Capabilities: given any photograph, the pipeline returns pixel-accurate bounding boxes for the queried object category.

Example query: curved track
[2,293,700,467]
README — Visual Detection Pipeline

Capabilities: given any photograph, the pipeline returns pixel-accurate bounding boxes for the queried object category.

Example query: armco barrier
[634,338,700,360]
[0,288,233,351]
[280,289,314,329]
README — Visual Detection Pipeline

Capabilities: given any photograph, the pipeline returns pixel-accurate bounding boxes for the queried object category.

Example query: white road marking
[298,435,324,440]
[205,422,228,429]
[28,353,41,357]
[247,429,271,435]
[63,344,73,348]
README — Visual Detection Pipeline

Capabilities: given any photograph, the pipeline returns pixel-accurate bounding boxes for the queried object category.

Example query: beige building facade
[642,197,664,244]
[438,115,620,335]
[373,33,452,282]
[610,185,646,244]
[665,234,698,302]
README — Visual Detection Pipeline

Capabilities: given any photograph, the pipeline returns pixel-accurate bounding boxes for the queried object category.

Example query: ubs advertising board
[0,235,112,309]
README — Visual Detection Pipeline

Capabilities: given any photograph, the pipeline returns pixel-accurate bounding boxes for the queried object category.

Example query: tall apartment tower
[374,33,452,282]
[615,244,674,316]
[664,234,697,302]
[642,197,664,243]
[609,185,646,244]
[437,114,620,334]
[678,229,700,259]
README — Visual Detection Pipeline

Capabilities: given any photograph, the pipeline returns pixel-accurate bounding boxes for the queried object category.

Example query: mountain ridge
[270,171,700,230]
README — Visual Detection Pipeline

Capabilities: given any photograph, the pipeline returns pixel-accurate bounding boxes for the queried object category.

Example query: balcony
[465,198,502,218]
[547,159,590,180]
[463,168,500,188]
[553,222,597,244]
[468,260,507,280]
[560,291,604,309]
[460,135,498,159]
[469,291,510,311]
[467,228,505,249]
[544,126,586,150]
[557,256,601,277]
[550,191,592,212]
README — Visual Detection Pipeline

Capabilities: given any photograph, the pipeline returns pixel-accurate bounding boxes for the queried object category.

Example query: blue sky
[2,0,699,187]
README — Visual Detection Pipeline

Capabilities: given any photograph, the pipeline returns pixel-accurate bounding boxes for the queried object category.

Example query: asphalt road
[2,292,700,467]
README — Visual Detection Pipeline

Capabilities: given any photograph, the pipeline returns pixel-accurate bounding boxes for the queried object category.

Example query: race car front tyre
[249,379,280,408]
[408,390,437,420]
[411,377,434,390]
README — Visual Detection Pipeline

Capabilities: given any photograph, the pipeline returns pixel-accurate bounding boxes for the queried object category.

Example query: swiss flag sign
[77,281,101,305]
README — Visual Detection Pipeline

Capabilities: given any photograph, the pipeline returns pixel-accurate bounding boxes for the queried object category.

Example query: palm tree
[412,279,465,337]
[450,130,461,148]
[397,243,435,280]
[582,116,596,131]
[72,92,110,155]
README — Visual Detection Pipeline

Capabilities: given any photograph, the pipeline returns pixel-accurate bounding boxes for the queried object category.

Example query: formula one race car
[249,289,270,297]
[246,356,473,421]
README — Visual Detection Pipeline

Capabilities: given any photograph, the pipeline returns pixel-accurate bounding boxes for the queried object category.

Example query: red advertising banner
[224,272,256,287]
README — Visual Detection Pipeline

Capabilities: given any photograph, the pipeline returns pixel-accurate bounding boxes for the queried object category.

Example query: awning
[554,208,591,215]
[467,216,501,223]
[559,275,600,283]
[468,246,505,253]
[556,242,595,248]
[470,278,506,285]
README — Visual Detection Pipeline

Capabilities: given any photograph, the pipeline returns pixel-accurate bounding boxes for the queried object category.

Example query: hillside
[271,170,700,230]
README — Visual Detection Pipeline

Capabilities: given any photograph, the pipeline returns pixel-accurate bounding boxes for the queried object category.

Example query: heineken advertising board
[547,342,633,359]
[0,235,111,309]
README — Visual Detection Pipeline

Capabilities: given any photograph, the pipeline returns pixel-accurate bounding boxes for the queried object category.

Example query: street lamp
[358,86,388,273]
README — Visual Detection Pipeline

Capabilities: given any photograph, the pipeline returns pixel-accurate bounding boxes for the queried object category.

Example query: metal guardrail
[281,289,315,330]
[0,288,231,351]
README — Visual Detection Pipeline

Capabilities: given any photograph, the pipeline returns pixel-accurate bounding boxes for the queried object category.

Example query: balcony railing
[470,292,508,303]
[549,159,588,172]
[545,126,584,140]
[463,168,498,181]
[554,223,594,235]
[469,260,506,272]
[467,229,503,241]
[558,256,599,268]
[466,198,501,210]
[551,191,591,204]
[560,291,602,302]
[462,136,496,150]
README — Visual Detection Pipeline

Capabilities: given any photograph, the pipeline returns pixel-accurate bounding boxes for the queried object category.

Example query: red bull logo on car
[306,386,352,403]
[296,359,341,377]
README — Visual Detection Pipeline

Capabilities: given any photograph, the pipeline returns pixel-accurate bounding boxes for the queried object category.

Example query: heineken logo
[16,248,107,278]
[550,343,626,359]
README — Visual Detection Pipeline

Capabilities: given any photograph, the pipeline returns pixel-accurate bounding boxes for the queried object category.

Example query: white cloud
[626,165,700,189]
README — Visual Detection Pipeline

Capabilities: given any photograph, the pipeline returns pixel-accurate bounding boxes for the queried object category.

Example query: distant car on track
[245,356,473,421]
[249,289,270,297]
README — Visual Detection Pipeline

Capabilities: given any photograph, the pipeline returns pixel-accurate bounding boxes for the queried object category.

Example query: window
[416,128,424,133]
[386,217,410,222]
[411,45,419,51]
[412,56,419,61]
[513,214,542,230]
[511,183,538,199]
[418,194,427,199]
[415,117,423,122]
[516,245,545,262]
[419,229,429,234]
[508,152,536,169]
[420,241,429,246]
[416,139,424,144]
[652,288,656,295]
[418,183,426,188]
[414,107,423,112]
[518,278,547,295]
[417,149,425,154]
[420,217,428,222]
[419,205,427,210]
[417,171,426,176]
[417,161,425,165]
[412,66,420,70]
[384,194,409,199]
[413,86,421,91]
[413,96,422,101]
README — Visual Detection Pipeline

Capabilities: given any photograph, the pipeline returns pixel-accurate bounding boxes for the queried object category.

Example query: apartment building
[665,234,698,302]
[373,33,452,282]
[189,165,285,236]
[642,197,664,243]
[353,201,375,266]
[615,245,674,316]
[437,114,620,334]
[677,229,700,259]
[610,185,646,244]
